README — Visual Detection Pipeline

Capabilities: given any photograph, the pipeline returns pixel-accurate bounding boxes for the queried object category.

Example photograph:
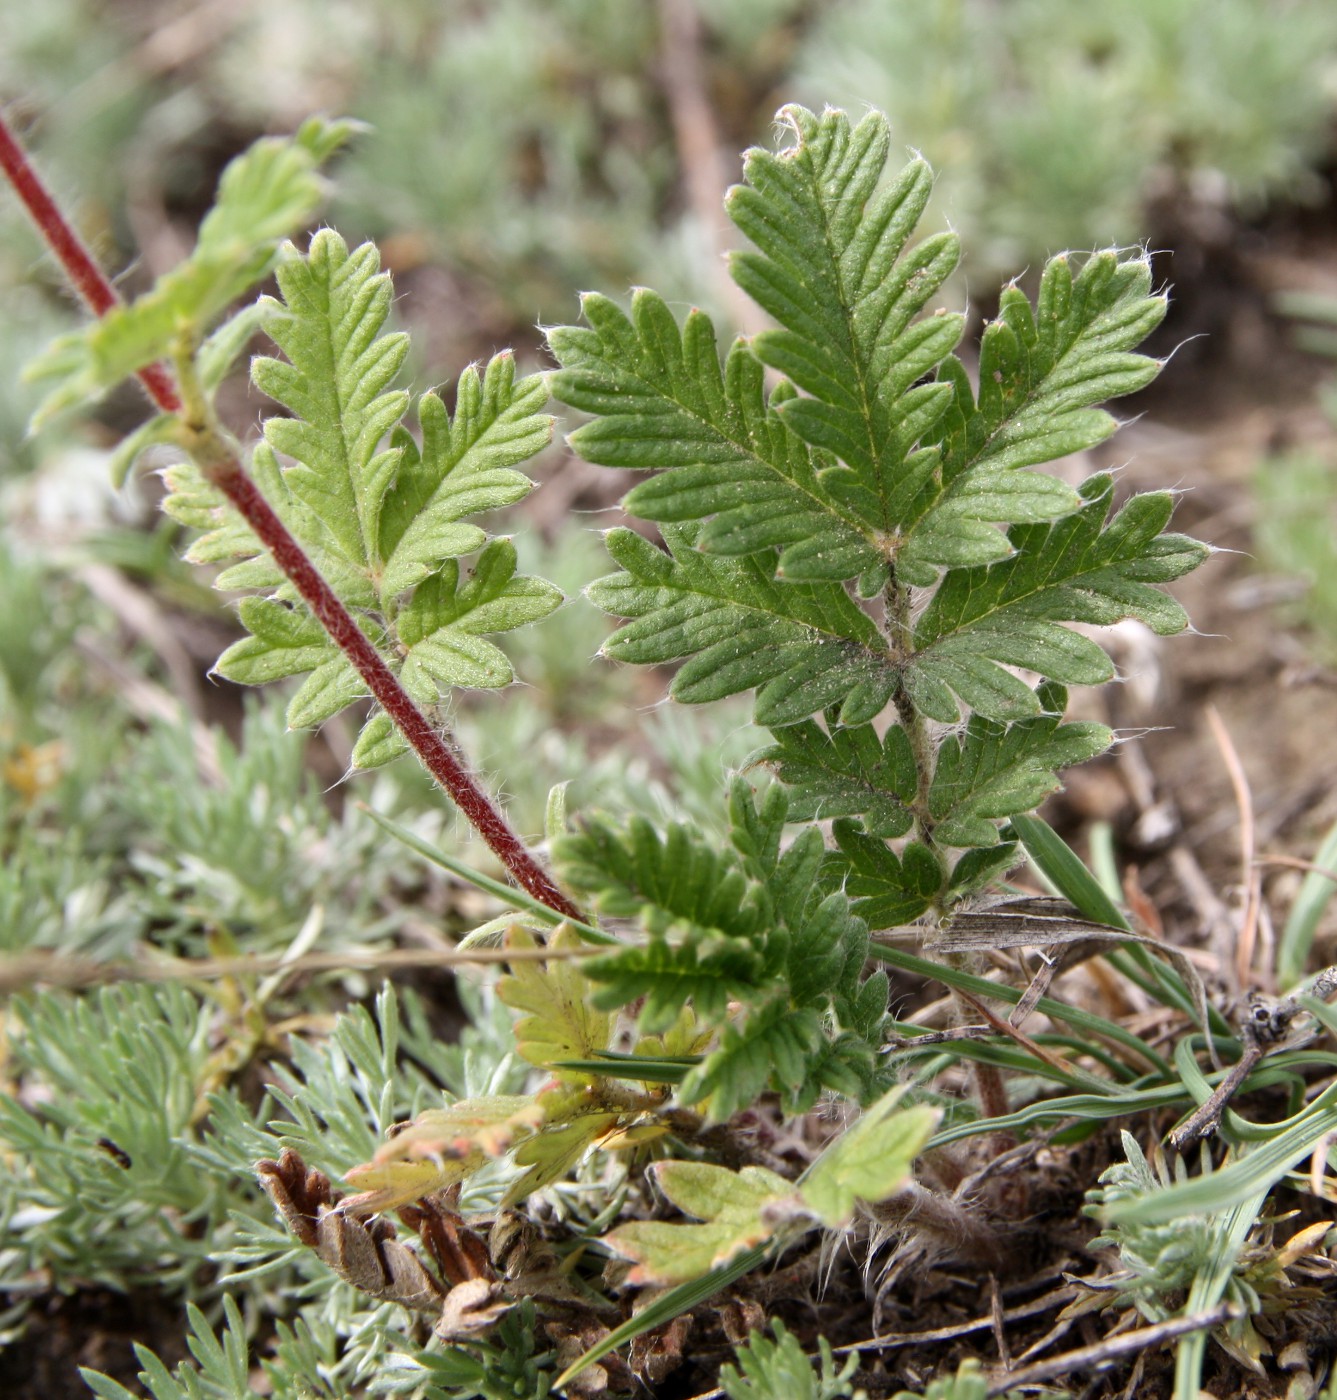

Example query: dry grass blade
[1204,704,1260,989]
[0,941,596,995]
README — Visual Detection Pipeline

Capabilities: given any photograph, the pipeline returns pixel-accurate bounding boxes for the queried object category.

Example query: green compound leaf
[556,812,768,1030]
[603,1160,797,1286]
[728,105,965,545]
[379,356,551,598]
[252,231,410,569]
[497,925,611,1081]
[908,474,1210,721]
[164,231,557,762]
[395,539,563,694]
[828,824,943,930]
[550,289,877,583]
[928,682,1112,846]
[753,715,916,839]
[582,939,767,1035]
[680,1002,828,1120]
[28,119,355,428]
[799,1088,940,1227]
[588,524,895,728]
[555,783,881,1114]
[897,247,1169,582]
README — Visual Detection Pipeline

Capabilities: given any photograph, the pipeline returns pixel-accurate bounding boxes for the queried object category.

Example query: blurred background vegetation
[3,0,1337,1391]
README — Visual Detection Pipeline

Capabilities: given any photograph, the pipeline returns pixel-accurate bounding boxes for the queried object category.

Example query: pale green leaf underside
[800,1089,940,1227]
[27,119,355,429]
[162,232,556,762]
[215,538,560,766]
[253,232,411,568]
[604,1161,793,1285]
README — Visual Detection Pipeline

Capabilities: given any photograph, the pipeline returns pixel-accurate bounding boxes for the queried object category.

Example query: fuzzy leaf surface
[828,825,942,930]
[589,525,896,728]
[378,357,551,598]
[603,1161,795,1286]
[252,231,410,568]
[729,105,968,546]
[550,290,877,582]
[928,682,1112,846]
[754,716,916,838]
[800,1089,940,1227]
[27,118,354,426]
[908,475,1210,721]
[556,812,769,1030]
[896,249,1169,580]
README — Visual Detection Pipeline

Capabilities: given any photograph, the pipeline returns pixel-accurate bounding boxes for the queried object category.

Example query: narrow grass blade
[1104,1081,1337,1225]
[553,1241,774,1391]
[871,943,1171,1073]
[552,1054,695,1085]
[359,803,617,945]
[1278,815,1337,987]
[1008,814,1129,929]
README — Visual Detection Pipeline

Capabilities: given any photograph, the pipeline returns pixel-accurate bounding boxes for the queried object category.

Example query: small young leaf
[829,824,942,930]
[497,924,611,1080]
[28,121,353,426]
[603,1160,796,1285]
[800,1088,940,1227]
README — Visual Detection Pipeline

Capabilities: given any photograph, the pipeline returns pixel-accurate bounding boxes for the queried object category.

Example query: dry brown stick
[1205,704,1260,990]
[985,1302,1241,1395]
[680,1286,1083,1399]
[656,0,767,339]
[954,987,1074,1077]
[1257,853,1337,883]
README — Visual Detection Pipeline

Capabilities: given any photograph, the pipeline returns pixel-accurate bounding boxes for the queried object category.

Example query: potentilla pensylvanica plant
[4,103,1235,1397]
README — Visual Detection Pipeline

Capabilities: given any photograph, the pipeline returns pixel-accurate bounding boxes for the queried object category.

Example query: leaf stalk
[1,111,579,921]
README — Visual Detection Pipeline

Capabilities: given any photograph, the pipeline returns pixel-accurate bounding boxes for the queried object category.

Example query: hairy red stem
[209,454,580,918]
[1,110,580,921]
[0,112,181,413]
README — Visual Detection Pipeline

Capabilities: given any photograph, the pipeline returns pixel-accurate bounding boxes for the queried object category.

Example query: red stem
[1,110,580,921]
[0,113,181,414]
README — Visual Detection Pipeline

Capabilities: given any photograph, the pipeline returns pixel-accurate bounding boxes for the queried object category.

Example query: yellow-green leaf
[603,1161,797,1286]
[799,1089,939,1227]
[498,924,611,1081]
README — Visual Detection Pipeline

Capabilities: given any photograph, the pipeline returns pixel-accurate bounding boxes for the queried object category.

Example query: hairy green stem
[885,568,947,897]
[1,111,580,922]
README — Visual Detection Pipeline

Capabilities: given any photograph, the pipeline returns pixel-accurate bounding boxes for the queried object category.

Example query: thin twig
[985,1302,1241,1394]
[1257,853,1337,883]
[954,987,1074,1076]
[1204,704,1260,990]
[0,942,596,996]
